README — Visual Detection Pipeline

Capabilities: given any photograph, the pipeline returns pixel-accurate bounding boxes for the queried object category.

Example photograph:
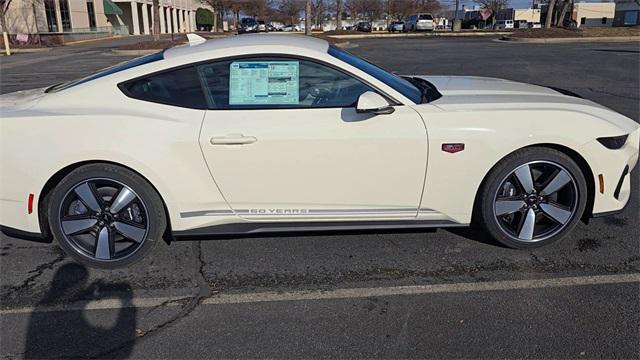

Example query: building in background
[572,2,615,27]
[1,0,198,41]
[110,0,197,35]
[496,8,542,22]
[613,0,640,26]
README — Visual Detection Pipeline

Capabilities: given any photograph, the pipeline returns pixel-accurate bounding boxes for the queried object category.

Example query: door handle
[210,135,257,145]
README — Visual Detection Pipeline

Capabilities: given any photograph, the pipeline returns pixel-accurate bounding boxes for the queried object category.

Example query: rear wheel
[48,163,166,268]
[476,148,587,248]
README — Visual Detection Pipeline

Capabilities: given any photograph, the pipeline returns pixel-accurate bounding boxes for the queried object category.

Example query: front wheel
[48,163,166,268]
[476,148,587,248]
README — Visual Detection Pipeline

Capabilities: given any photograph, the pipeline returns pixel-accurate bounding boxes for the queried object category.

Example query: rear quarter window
[119,66,207,109]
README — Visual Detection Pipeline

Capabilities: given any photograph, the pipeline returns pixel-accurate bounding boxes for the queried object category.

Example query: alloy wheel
[58,178,149,262]
[493,161,579,242]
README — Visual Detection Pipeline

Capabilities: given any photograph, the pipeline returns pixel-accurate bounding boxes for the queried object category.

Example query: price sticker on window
[229,61,299,105]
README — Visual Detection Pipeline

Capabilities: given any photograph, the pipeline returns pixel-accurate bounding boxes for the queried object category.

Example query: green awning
[103,0,123,16]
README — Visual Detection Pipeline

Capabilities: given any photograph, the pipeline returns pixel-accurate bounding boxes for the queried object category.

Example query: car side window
[119,66,207,109]
[196,57,374,110]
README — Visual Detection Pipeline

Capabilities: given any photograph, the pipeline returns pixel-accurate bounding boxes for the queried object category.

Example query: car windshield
[328,45,423,104]
[45,51,164,93]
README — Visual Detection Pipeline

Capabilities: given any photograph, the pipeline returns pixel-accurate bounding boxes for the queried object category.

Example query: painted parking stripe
[1,273,638,315]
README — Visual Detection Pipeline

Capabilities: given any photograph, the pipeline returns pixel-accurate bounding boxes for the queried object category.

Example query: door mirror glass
[356,91,394,115]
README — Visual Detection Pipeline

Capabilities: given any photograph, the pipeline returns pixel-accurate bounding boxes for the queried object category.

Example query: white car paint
[0,34,638,239]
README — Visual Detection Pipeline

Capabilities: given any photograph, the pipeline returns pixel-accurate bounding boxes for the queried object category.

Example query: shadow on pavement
[24,263,136,359]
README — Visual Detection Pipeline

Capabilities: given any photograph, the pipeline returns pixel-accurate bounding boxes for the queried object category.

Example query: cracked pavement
[1,36,639,358]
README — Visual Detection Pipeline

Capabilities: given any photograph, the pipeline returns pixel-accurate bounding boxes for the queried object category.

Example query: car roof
[163,34,330,60]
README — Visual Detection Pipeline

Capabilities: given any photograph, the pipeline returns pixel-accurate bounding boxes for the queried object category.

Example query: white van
[494,20,514,29]
[404,13,435,31]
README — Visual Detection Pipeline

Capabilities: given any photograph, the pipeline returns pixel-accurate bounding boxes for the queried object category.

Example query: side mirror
[356,91,395,115]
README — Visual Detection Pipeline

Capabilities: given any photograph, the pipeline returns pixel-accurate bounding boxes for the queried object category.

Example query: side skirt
[173,219,467,240]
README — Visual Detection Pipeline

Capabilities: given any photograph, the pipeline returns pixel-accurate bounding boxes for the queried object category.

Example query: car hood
[421,76,562,97]
[0,87,47,111]
[417,76,639,133]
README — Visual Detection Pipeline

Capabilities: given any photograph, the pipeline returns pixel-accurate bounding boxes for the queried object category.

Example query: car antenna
[186,33,206,46]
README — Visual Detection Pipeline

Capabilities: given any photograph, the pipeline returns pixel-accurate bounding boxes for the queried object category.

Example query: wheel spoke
[540,203,572,225]
[74,182,102,212]
[514,165,535,193]
[110,187,135,213]
[495,200,526,216]
[541,169,571,196]
[518,208,536,240]
[62,218,97,235]
[95,227,112,260]
[114,221,146,243]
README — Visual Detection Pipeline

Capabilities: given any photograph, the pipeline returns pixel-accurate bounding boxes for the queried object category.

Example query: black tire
[476,147,587,249]
[48,163,166,268]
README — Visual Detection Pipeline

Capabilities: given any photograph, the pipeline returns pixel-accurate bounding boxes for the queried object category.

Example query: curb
[329,31,510,39]
[333,41,356,48]
[499,36,640,43]
[0,47,52,55]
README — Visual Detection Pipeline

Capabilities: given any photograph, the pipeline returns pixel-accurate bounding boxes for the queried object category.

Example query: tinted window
[120,67,207,109]
[328,45,422,104]
[197,57,374,109]
[418,14,433,20]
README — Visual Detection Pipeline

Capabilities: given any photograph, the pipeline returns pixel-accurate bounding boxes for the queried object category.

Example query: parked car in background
[404,13,435,31]
[258,20,266,32]
[387,21,404,32]
[238,17,259,33]
[494,20,514,29]
[514,20,528,28]
[281,24,300,32]
[355,21,372,32]
[527,22,542,28]
[267,24,277,32]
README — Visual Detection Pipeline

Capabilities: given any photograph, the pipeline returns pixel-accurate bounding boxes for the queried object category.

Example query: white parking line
[1,273,638,315]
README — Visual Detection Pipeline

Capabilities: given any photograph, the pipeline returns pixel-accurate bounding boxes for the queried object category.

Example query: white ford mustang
[1,35,638,268]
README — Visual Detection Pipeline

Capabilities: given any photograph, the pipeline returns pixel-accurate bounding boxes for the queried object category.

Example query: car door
[197,56,428,220]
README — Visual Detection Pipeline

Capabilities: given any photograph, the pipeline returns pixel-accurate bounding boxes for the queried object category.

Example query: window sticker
[229,61,299,105]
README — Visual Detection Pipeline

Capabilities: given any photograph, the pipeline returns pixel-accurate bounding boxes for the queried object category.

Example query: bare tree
[244,0,268,18]
[312,0,326,29]
[305,0,312,33]
[0,0,12,55]
[555,0,570,27]
[388,0,413,21]
[279,0,304,25]
[0,0,12,33]
[336,0,342,29]
[413,0,441,14]
[353,0,383,21]
[544,0,556,28]
[473,0,508,12]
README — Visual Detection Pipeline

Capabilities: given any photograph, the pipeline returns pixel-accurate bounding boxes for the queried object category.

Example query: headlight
[597,134,629,149]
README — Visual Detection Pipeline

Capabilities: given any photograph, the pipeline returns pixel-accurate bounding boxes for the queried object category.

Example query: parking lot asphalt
[1,36,639,358]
